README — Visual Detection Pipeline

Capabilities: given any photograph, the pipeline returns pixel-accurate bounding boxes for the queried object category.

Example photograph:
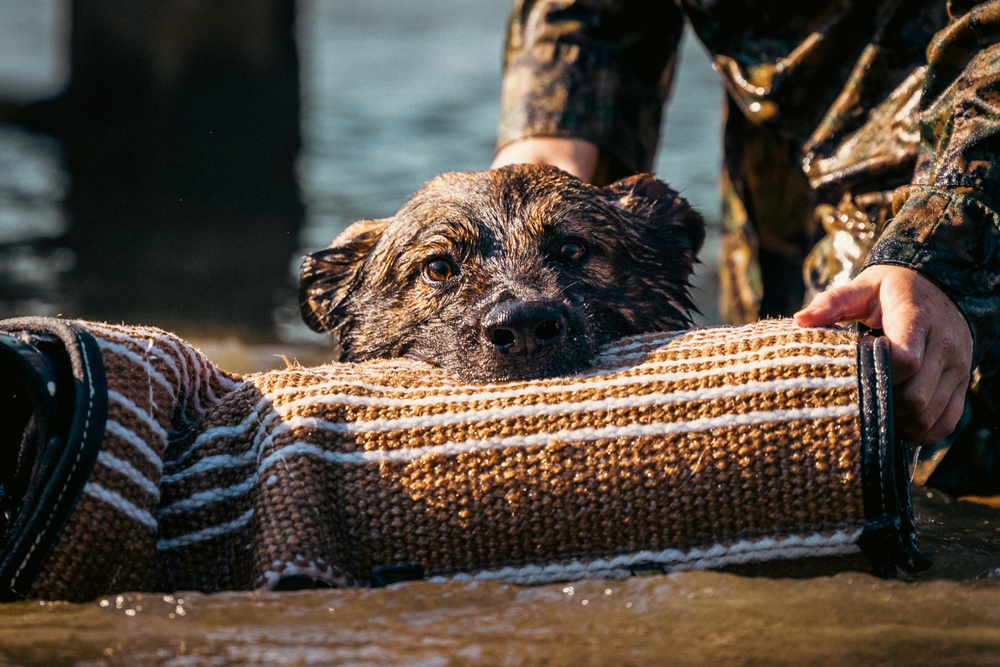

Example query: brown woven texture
[28,318,866,601]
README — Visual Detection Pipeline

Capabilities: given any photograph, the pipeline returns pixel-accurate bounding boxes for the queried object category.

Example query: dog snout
[483,301,567,357]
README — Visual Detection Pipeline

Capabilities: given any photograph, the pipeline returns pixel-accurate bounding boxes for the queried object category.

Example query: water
[0,0,722,355]
[2,492,1000,667]
[1,2,998,665]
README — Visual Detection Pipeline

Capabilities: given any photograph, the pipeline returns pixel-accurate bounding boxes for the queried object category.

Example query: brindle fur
[299,164,705,382]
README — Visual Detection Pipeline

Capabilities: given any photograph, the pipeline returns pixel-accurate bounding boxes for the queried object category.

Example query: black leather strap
[0,333,61,537]
[0,318,108,601]
[855,325,930,577]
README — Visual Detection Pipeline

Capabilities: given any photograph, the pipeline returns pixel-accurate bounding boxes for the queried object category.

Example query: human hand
[491,137,600,183]
[793,264,973,447]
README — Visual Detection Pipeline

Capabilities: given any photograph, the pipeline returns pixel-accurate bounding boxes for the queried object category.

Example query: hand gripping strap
[0,318,108,601]
[856,325,929,576]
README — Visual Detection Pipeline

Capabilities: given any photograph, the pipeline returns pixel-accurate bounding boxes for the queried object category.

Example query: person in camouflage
[491,0,1000,489]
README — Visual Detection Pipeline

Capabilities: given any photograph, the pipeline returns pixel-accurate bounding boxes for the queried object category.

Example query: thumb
[793,279,882,329]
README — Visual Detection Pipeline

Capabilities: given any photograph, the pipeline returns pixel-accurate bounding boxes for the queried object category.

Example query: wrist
[492,137,599,182]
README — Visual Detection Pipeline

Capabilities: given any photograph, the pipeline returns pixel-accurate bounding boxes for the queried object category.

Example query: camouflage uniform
[498,0,1000,489]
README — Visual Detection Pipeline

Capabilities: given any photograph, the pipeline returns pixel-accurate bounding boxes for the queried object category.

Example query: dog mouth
[406,345,587,383]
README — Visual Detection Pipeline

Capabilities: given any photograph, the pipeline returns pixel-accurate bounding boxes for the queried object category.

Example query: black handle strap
[855,325,930,577]
[0,318,108,601]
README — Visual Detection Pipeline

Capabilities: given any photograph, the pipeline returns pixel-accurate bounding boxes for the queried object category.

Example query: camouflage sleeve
[865,1,1000,366]
[497,0,685,179]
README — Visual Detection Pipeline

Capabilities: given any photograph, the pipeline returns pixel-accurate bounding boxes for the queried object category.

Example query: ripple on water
[1,545,999,666]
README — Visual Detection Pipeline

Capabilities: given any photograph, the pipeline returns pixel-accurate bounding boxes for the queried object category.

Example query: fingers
[872,283,927,385]
[890,300,972,445]
[895,369,968,446]
[793,278,882,329]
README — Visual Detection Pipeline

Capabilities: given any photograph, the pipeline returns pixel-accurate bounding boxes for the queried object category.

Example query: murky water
[1,492,999,667]
[0,492,995,665]
[1,2,999,665]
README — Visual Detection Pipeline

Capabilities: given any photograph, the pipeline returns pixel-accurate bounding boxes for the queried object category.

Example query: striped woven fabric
[0,317,918,602]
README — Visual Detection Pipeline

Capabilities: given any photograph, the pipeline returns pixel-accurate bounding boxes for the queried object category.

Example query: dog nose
[483,301,567,357]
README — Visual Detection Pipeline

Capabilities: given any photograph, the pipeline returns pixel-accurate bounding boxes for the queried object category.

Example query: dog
[299,164,705,382]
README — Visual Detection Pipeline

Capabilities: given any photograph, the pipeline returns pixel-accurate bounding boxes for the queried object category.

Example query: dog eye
[422,257,457,283]
[558,239,589,264]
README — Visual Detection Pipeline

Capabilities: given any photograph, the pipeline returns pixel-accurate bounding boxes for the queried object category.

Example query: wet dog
[299,164,705,382]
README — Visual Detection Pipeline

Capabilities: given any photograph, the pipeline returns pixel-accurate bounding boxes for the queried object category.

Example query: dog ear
[298,218,389,334]
[604,173,706,258]
[603,173,707,325]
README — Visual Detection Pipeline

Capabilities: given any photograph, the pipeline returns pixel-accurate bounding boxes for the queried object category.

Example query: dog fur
[299,164,705,382]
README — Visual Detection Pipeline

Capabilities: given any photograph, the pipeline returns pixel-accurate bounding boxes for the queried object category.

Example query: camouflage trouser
[716,96,888,325]
[718,158,889,324]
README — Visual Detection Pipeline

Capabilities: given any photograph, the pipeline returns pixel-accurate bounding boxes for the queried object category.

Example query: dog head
[299,164,705,382]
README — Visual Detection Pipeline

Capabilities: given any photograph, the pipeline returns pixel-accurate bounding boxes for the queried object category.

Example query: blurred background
[0,0,721,366]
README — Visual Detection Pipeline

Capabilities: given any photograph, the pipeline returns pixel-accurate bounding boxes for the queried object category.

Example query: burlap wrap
[0,317,919,602]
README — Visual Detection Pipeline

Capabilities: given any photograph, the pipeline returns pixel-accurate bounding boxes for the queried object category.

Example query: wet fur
[299,164,705,382]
